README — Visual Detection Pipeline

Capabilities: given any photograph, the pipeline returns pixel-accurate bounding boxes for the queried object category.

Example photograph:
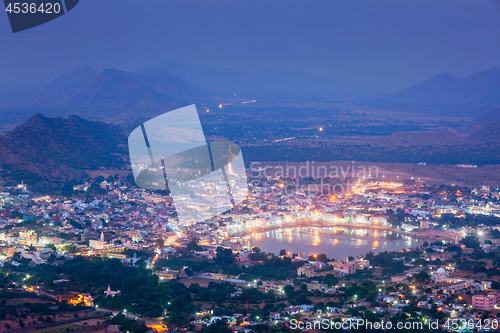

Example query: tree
[250,247,266,261]
[447,245,461,252]
[324,274,338,288]
[461,235,480,249]
[188,283,201,295]
[284,285,294,298]
[215,247,235,266]
[154,238,164,248]
[203,319,232,333]
[315,302,326,312]
[25,276,38,287]
[111,313,148,333]
[186,239,202,252]
[413,271,429,283]
[309,253,329,262]
[44,278,54,289]
[45,244,56,250]
[62,245,77,254]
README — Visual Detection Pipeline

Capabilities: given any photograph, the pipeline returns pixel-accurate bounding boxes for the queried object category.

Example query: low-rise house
[156,269,180,280]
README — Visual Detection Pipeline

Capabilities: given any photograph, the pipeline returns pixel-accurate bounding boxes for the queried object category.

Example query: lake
[248,227,425,260]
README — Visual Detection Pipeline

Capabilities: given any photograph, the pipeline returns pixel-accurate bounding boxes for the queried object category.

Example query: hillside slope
[460,107,500,144]
[0,114,129,190]
[358,68,500,116]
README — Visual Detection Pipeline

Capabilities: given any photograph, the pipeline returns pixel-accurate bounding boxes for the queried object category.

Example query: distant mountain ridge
[1,65,497,129]
[357,68,500,117]
[0,66,213,126]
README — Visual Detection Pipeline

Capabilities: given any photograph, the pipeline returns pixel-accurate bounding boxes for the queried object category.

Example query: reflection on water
[247,227,424,261]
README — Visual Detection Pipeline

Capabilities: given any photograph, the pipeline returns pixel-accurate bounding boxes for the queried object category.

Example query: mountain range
[0,64,498,131]
[358,68,500,116]
[0,66,212,127]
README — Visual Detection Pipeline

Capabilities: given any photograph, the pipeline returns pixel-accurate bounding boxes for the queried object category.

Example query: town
[0,169,499,333]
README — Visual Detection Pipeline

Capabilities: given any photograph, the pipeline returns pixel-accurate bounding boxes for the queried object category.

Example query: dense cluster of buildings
[0,175,499,331]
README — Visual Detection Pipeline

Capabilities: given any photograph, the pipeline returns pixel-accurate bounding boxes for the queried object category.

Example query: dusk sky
[0,0,498,95]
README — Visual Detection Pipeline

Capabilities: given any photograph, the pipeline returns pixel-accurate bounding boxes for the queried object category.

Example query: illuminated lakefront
[247,227,426,260]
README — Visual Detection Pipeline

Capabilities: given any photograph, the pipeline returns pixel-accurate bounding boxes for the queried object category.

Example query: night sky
[0,0,498,95]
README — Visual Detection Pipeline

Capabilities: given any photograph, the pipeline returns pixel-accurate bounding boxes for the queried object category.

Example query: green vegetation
[436,213,500,229]
[111,313,148,333]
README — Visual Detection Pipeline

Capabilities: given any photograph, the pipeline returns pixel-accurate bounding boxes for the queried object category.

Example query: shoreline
[232,219,458,242]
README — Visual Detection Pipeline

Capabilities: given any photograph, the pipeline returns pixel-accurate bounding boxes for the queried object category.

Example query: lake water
[249,227,425,260]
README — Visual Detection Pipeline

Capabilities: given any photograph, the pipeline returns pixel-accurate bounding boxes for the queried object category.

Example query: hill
[1,107,499,193]
[357,68,500,117]
[0,66,213,127]
[460,107,500,144]
[0,114,129,191]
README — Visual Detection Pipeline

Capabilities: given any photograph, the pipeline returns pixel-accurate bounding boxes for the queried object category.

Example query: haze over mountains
[0,66,212,127]
[0,63,498,189]
[139,60,363,101]
[0,64,498,130]
[359,68,500,116]
[144,61,500,117]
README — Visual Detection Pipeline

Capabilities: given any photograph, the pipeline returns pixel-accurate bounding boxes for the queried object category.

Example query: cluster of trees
[203,105,429,143]
[236,255,305,281]
[243,141,500,165]
[111,313,148,333]
[3,254,298,329]
[437,213,500,229]
[0,292,86,327]
[460,235,481,249]
[12,237,499,331]
[365,251,406,276]
[386,208,408,227]
[155,245,308,282]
